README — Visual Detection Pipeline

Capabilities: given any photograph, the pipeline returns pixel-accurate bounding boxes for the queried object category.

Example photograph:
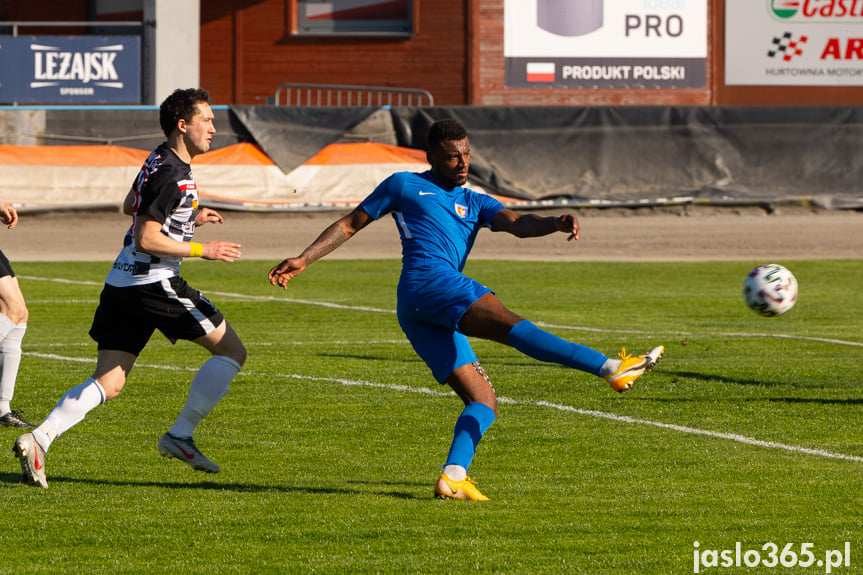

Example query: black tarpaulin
[389,106,863,209]
[230,106,381,174]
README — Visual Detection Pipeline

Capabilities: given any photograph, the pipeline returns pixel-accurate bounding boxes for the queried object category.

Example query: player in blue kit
[269,118,663,501]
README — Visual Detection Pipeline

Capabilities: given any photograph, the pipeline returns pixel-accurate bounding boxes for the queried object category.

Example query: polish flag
[526,62,555,82]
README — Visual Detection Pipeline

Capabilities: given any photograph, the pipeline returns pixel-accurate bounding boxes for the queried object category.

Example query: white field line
[31,299,100,304]
[24,351,863,464]
[21,276,863,348]
[536,322,863,348]
[20,276,395,314]
[20,276,863,462]
[21,276,103,287]
[523,399,863,463]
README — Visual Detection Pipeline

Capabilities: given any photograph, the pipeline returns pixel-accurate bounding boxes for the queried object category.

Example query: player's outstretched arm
[0,200,19,229]
[268,206,373,289]
[135,217,241,262]
[491,209,580,241]
[268,256,307,289]
[199,241,242,262]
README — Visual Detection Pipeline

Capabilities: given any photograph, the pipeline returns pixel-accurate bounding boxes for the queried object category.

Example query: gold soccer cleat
[434,473,490,501]
[605,345,664,393]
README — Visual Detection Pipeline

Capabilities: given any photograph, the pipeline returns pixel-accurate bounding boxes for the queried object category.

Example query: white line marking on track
[25,351,863,464]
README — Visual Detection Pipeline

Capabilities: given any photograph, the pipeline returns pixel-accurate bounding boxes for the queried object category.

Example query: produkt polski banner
[504,0,707,89]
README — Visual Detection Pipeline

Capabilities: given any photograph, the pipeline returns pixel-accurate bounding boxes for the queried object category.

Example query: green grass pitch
[1,259,860,574]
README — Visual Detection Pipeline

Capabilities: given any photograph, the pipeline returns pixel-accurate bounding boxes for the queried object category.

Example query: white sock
[168,355,241,438]
[0,312,16,340]
[599,358,622,379]
[443,464,467,482]
[0,314,21,415]
[33,378,106,451]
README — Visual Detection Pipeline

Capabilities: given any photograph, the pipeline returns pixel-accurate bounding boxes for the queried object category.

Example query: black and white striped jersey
[106,142,199,287]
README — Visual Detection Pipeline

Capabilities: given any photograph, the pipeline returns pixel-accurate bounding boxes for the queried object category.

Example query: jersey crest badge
[454,203,467,218]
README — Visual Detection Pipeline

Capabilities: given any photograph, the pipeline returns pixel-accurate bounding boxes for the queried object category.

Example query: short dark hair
[427,118,468,151]
[159,88,212,137]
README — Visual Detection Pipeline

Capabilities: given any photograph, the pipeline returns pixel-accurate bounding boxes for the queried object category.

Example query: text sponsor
[772,0,863,20]
[31,44,123,87]
[693,542,852,574]
[59,87,95,95]
[112,261,138,274]
[562,64,686,80]
[625,13,684,37]
[767,66,863,75]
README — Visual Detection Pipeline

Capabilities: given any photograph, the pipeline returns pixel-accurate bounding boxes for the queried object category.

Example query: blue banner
[0,35,141,103]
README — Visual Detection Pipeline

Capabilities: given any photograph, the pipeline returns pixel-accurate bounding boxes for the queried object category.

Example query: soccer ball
[743,264,798,316]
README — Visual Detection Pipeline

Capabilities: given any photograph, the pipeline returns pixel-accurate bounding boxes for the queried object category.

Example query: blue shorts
[396,269,493,383]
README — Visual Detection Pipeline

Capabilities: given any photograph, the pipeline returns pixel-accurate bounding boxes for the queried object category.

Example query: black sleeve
[137,168,182,224]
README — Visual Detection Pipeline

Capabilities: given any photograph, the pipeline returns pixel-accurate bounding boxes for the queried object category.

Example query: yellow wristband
[189,242,203,258]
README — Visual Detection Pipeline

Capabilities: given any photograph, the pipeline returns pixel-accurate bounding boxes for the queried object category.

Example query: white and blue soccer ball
[743,264,798,317]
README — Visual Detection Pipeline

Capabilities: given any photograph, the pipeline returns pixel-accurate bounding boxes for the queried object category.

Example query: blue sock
[444,402,496,470]
[508,319,607,376]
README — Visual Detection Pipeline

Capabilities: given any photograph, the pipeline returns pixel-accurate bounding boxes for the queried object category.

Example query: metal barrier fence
[273,83,433,107]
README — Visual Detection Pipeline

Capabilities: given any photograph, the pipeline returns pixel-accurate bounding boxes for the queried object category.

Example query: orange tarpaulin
[0,142,274,167]
[0,142,424,168]
[304,142,427,165]
[0,142,516,211]
[0,145,148,167]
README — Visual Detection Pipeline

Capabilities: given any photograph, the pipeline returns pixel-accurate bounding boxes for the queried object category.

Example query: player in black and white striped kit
[13,88,246,488]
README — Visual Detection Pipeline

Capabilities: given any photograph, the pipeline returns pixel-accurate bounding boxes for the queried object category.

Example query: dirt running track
[2,205,861,264]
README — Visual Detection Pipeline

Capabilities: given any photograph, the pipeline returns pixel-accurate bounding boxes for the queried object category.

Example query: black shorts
[89,276,225,356]
[0,250,14,279]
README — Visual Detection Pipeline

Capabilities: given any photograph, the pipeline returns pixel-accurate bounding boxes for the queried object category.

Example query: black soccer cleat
[0,410,35,428]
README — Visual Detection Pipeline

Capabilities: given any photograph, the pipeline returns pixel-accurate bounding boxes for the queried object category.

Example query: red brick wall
[199,0,717,106]
[0,0,89,34]
[200,0,470,106]
[0,0,86,21]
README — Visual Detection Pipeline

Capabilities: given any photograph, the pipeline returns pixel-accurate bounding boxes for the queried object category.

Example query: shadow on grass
[664,370,787,387]
[636,371,863,406]
[0,471,424,499]
[631,395,863,406]
[765,397,863,406]
[315,352,425,366]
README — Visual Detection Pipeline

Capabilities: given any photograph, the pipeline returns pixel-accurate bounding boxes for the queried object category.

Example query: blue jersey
[361,171,505,382]
[360,171,504,273]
